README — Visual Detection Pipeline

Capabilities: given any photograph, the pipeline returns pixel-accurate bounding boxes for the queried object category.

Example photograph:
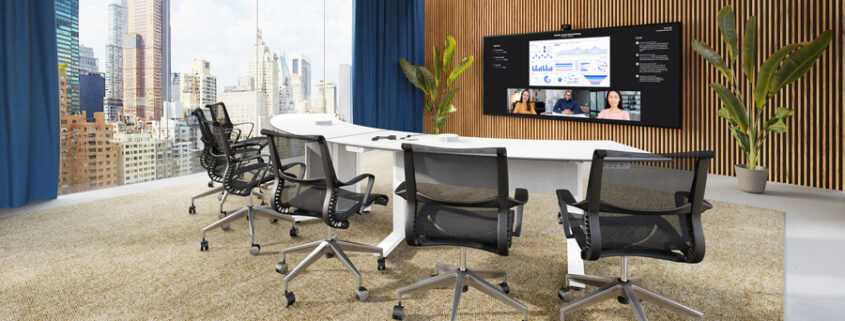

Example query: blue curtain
[0,0,60,208]
[352,0,424,132]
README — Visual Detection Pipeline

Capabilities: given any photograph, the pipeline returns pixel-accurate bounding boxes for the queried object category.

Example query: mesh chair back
[401,144,512,254]
[208,122,271,196]
[192,108,226,181]
[581,150,714,263]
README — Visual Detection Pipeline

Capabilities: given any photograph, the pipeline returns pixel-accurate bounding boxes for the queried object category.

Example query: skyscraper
[79,45,98,73]
[123,0,171,121]
[55,0,80,114]
[312,80,336,114]
[177,59,217,112]
[249,40,281,117]
[290,53,311,105]
[278,52,296,114]
[337,64,351,121]
[105,0,127,122]
[80,46,104,122]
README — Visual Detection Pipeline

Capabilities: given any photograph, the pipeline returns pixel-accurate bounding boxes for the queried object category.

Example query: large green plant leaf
[710,83,748,132]
[433,46,442,87]
[417,66,436,101]
[447,56,473,87]
[692,40,731,81]
[434,115,448,132]
[769,30,832,94]
[742,16,757,84]
[717,6,738,63]
[439,88,460,115]
[716,107,737,127]
[423,99,432,112]
[753,43,802,109]
[730,127,750,153]
[443,36,456,70]
[399,58,423,91]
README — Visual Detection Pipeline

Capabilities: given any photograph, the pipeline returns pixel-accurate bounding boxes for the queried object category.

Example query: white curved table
[271,114,645,284]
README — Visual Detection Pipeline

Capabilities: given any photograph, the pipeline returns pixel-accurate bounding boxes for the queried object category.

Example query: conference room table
[270,113,645,285]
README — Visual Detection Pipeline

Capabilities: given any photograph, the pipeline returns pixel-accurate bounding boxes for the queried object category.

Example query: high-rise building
[80,72,105,122]
[337,64,352,121]
[290,53,311,105]
[123,0,171,121]
[56,0,80,114]
[105,0,128,122]
[79,45,98,73]
[311,80,336,114]
[278,52,296,114]
[113,131,156,185]
[249,40,281,117]
[177,59,217,113]
[219,89,268,136]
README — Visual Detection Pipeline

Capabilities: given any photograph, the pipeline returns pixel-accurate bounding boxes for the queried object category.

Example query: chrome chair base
[276,230,384,307]
[393,248,527,321]
[559,257,703,321]
[199,195,296,255]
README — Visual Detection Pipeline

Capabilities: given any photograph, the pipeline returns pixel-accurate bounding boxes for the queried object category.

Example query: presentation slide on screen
[529,36,611,87]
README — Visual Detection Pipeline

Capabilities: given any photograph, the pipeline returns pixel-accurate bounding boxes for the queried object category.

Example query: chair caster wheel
[260,201,267,207]
[617,296,628,304]
[356,287,369,301]
[208,181,214,188]
[377,258,386,271]
[462,285,468,293]
[250,244,261,255]
[217,192,224,201]
[289,227,298,237]
[558,287,573,302]
[281,292,295,307]
[326,252,334,259]
[270,218,278,224]
[557,212,563,224]
[392,304,404,320]
[188,205,196,214]
[275,261,288,274]
[499,282,510,294]
[200,240,209,251]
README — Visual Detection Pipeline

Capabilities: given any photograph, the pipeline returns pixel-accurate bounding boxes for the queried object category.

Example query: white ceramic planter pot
[735,164,767,194]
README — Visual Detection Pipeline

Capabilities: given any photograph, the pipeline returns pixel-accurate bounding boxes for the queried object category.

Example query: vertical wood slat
[424,0,843,190]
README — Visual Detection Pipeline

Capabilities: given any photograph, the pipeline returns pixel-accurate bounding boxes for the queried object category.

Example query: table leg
[376,151,406,257]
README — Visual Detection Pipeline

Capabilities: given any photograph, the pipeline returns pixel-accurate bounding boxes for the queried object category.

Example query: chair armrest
[232,122,255,138]
[279,162,306,177]
[337,173,374,187]
[394,181,408,199]
[509,188,528,237]
[238,154,270,164]
[336,173,376,214]
[556,189,588,239]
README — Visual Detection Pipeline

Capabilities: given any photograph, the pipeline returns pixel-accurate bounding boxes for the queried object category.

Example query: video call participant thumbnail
[553,90,586,115]
[512,89,536,114]
[597,90,630,120]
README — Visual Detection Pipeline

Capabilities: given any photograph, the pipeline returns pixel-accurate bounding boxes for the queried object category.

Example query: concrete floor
[2,171,844,320]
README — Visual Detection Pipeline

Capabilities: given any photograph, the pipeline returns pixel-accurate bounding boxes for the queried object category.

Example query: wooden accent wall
[423,0,844,190]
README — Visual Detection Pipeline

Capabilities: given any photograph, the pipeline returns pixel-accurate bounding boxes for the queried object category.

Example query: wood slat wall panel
[423,0,844,190]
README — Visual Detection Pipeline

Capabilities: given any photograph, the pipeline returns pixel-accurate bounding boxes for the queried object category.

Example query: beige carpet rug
[0,151,783,320]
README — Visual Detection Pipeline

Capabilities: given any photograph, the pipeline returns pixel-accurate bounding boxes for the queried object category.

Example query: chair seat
[414,203,513,251]
[567,212,690,262]
[287,186,388,220]
[226,162,274,196]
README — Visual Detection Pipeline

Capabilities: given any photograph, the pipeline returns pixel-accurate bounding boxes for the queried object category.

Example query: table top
[271,114,645,161]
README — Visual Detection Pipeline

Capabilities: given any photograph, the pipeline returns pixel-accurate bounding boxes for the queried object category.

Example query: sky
[79,0,353,94]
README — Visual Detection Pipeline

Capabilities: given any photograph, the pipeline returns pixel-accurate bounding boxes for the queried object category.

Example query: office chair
[555,149,714,321]
[391,144,529,321]
[262,129,389,307]
[198,122,297,255]
[188,108,265,221]
[207,102,257,142]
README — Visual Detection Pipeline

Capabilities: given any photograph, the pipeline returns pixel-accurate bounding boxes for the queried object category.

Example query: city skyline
[79,0,352,96]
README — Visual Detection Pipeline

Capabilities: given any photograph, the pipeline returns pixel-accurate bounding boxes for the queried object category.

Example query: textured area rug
[0,151,783,320]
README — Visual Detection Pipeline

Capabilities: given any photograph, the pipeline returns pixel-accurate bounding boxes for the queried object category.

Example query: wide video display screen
[484,23,682,128]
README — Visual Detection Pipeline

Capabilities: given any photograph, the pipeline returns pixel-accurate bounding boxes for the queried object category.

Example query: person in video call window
[512,89,536,114]
[597,90,630,120]
[553,90,584,115]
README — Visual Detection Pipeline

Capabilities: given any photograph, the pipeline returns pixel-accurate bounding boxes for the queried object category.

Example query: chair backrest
[191,108,226,180]
[262,129,345,226]
[581,149,715,263]
[400,143,512,254]
[206,102,233,130]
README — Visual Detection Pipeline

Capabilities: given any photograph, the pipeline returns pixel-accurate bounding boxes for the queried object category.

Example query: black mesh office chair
[262,129,389,307]
[207,102,257,143]
[198,122,297,255]
[188,108,265,220]
[555,149,714,321]
[390,144,529,321]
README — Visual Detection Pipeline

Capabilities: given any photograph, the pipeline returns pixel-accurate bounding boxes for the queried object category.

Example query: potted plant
[692,5,831,193]
[400,36,473,134]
